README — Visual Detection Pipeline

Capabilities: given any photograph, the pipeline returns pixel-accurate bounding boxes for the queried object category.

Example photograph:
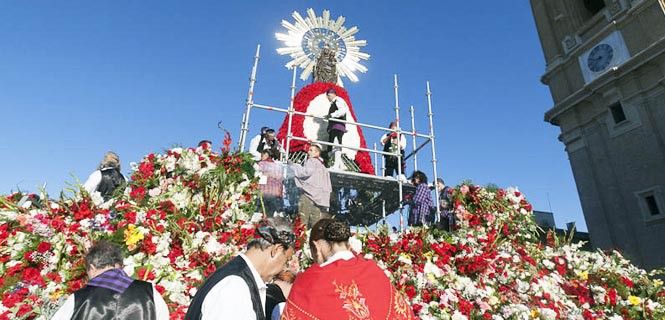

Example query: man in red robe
[281,219,415,320]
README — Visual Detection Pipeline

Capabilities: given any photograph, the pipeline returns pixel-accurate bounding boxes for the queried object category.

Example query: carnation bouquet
[1,139,663,319]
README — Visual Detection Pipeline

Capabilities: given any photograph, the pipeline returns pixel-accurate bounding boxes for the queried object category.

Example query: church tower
[530,0,665,269]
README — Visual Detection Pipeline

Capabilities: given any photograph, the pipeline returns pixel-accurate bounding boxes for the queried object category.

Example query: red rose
[36,241,51,253]
[46,272,62,282]
[21,267,44,286]
[137,267,155,281]
[142,235,157,255]
[620,276,634,288]
[130,186,146,201]
[73,202,93,220]
[16,303,32,317]
[49,216,66,232]
[155,285,166,295]
[23,251,35,262]
[68,279,85,291]
[404,285,417,300]
[138,161,155,180]
[607,288,617,306]
[204,264,216,277]
[458,298,474,316]
[6,263,24,277]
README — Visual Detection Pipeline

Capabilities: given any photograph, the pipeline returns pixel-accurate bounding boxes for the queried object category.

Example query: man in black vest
[51,241,169,320]
[185,218,296,320]
[249,127,283,161]
[380,121,406,177]
[324,88,349,166]
[82,151,127,201]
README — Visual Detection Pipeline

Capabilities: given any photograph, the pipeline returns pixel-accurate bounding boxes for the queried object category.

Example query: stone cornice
[544,37,665,125]
[540,0,654,85]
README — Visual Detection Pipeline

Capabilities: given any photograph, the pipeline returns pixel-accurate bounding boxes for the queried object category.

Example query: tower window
[583,0,606,15]
[645,195,661,216]
[609,102,627,124]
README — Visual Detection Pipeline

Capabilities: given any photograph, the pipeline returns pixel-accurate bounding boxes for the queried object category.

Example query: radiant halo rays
[275,8,370,83]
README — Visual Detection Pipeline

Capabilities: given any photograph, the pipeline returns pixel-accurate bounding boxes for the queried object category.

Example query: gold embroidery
[333,280,372,319]
[392,288,411,318]
[283,299,320,320]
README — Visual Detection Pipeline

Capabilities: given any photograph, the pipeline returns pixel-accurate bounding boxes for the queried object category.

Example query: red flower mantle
[276,82,375,174]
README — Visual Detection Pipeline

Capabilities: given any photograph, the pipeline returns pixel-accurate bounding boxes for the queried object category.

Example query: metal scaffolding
[238,44,441,227]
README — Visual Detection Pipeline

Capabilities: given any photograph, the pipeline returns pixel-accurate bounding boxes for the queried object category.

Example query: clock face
[587,43,614,72]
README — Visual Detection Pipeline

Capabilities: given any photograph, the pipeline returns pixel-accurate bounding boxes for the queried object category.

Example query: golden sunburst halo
[275,8,370,83]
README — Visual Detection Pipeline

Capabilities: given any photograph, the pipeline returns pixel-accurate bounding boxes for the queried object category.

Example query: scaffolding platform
[238,44,441,230]
[329,170,415,226]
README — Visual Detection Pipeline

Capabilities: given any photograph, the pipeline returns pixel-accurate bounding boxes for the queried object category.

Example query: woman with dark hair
[406,170,432,226]
[282,219,415,319]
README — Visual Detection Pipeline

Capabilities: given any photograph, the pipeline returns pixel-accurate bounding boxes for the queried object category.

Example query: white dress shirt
[82,168,127,194]
[82,170,103,194]
[380,132,407,150]
[329,97,349,119]
[248,134,264,161]
[248,135,285,161]
[320,250,355,267]
[50,284,169,320]
[200,254,267,320]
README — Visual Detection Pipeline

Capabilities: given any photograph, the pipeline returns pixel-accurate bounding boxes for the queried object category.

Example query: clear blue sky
[0,1,587,230]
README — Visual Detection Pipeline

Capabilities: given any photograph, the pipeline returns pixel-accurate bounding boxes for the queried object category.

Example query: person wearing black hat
[323,88,349,165]
[249,127,283,161]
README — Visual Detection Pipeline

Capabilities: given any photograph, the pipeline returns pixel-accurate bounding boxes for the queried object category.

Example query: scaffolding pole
[285,67,297,159]
[239,44,261,151]
[373,143,379,176]
[427,81,441,223]
[409,105,418,172]
[394,74,404,232]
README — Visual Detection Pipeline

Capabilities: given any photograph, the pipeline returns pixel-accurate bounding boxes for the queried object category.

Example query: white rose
[148,187,162,197]
[424,261,444,278]
[452,311,468,320]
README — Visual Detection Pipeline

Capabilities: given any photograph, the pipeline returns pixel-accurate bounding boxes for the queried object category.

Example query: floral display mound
[1,143,664,320]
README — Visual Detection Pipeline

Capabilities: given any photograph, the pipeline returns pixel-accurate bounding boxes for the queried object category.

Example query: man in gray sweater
[290,144,332,228]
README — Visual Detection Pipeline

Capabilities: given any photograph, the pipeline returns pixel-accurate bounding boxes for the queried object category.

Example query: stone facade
[530,0,665,269]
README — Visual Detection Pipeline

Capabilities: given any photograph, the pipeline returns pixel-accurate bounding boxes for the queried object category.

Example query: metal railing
[237,44,442,228]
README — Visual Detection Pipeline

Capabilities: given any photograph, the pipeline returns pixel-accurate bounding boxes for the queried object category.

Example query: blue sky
[0,1,587,230]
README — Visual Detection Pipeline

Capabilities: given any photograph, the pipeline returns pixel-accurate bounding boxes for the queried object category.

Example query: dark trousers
[328,130,344,148]
[326,130,345,164]
[384,152,405,177]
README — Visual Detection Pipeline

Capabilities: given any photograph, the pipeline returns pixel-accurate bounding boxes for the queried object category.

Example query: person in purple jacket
[406,170,433,227]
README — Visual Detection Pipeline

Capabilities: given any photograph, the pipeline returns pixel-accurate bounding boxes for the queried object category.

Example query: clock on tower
[578,31,631,84]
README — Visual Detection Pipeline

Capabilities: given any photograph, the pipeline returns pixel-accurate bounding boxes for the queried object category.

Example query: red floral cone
[276,82,375,174]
